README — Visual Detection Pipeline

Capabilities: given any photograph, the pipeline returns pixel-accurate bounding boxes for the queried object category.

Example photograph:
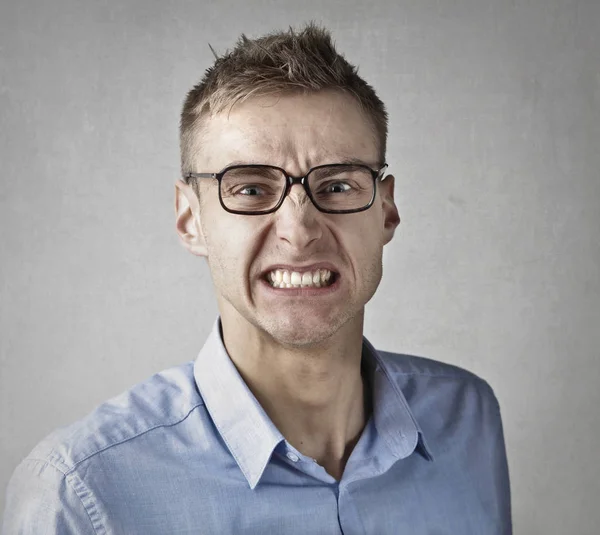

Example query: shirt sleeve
[482,380,513,535]
[2,458,97,535]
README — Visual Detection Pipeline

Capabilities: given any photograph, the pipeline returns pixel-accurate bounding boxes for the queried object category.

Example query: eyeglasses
[185,162,388,215]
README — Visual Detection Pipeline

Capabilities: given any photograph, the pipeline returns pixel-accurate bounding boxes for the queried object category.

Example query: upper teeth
[268,269,332,288]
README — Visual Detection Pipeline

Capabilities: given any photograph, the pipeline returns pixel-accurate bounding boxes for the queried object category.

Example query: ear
[379,174,401,245]
[175,179,208,257]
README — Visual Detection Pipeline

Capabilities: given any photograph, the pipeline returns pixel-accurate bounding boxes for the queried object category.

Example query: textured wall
[1,0,599,532]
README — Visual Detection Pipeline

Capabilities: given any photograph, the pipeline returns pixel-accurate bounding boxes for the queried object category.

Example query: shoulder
[4,363,205,533]
[374,349,502,425]
[26,361,204,473]
[376,349,495,391]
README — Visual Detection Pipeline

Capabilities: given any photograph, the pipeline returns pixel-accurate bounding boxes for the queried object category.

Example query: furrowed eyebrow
[222,160,259,168]
[311,165,361,179]
[335,157,378,167]
[227,166,281,178]
[222,157,378,170]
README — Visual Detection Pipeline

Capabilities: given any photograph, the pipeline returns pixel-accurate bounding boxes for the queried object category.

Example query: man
[3,24,512,534]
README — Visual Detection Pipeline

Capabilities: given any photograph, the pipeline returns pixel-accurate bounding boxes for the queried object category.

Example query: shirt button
[286,452,299,462]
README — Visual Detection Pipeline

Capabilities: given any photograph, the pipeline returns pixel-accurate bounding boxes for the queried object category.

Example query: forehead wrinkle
[198,92,380,172]
[197,127,377,174]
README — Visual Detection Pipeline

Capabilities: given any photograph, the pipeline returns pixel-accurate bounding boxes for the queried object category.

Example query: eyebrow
[222,156,379,170]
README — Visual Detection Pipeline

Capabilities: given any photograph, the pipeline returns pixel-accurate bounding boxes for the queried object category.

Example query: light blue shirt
[3,318,512,534]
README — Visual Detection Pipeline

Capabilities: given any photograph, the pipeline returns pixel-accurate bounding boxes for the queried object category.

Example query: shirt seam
[387,371,487,380]
[20,458,100,534]
[44,402,205,473]
[66,471,105,535]
[372,345,489,382]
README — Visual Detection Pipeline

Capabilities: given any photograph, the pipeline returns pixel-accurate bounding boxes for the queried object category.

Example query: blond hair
[180,23,388,177]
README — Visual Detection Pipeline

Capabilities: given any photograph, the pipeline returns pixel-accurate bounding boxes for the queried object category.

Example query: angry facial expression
[177,90,400,348]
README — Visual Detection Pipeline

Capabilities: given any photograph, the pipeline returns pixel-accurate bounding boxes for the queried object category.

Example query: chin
[273,329,332,349]
[261,312,353,349]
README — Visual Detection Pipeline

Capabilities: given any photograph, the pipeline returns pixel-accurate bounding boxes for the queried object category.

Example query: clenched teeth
[267,269,333,288]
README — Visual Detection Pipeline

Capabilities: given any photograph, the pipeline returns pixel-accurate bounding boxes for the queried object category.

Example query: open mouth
[263,268,338,289]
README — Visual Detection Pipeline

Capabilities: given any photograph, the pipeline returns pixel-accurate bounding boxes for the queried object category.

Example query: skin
[175,90,400,481]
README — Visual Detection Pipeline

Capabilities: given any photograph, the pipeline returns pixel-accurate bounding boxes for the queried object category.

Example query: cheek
[201,210,236,274]
[203,215,262,280]
[347,220,385,280]
[205,228,239,274]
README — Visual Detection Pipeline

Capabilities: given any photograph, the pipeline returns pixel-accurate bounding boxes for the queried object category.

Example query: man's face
[180,90,399,347]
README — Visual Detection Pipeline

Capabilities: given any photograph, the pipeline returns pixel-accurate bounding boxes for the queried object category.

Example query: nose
[274,183,322,249]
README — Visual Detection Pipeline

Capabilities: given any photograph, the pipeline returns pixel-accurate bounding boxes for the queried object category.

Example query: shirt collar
[194,318,433,489]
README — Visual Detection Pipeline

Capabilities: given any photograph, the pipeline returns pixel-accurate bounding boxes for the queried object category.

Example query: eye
[323,181,352,193]
[235,184,265,196]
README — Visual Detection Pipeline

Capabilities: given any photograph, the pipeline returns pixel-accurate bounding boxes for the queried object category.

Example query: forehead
[195,90,380,171]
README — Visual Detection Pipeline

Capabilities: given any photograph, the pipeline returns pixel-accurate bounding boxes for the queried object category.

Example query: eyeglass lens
[220,165,375,213]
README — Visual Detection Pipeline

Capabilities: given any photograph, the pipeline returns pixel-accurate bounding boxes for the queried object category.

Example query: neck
[220,309,371,479]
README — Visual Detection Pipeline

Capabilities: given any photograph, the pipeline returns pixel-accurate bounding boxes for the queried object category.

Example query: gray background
[1,0,598,533]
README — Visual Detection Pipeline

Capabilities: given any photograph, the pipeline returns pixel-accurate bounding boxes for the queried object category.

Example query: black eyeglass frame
[185,162,388,215]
